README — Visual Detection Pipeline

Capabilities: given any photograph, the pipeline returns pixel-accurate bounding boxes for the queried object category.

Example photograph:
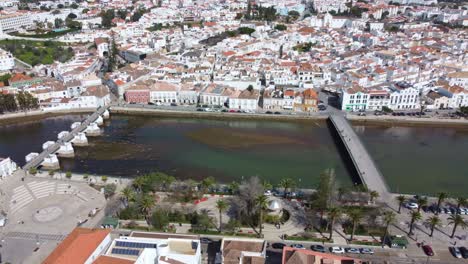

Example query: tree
[121,186,135,205]
[228,181,240,195]
[448,214,467,238]
[436,192,448,215]
[275,24,287,31]
[133,176,146,192]
[117,9,128,20]
[327,207,341,240]
[238,27,255,35]
[65,171,72,178]
[201,176,215,193]
[104,184,117,198]
[131,8,146,22]
[231,176,264,233]
[425,216,441,237]
[396,195,406,213]
[347,209,363,241]
[416,196,427,213]
[369,190,379,203]
[216,199,228,232]
[256,194,268,237]
[138,195,155,220]
[408,211,422,235]
[279,178,296,198]
[67,13,77,19]
[246,85,254,92]
[70,3,78,8]
[382,210,396,246]
[151,209,169,230]
[82,8,89,14]
[100,9,115,28]
[54,18,64,28]
[456,197,467,213]
[107,37,118,72]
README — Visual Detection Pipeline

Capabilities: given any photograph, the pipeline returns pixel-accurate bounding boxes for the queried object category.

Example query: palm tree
[448,214,467,238]
[133,176,146,193]
[456,197,467,213]
[139,195,155,221]
[255,194,269,237]
[216,199,228,233]
[416,196,428,213]
[337,187,349,202]
[347,209,363,241]
[382,210,396,247]
[396,195,406,213]
[279,178,296,198]
[327,207,341,240]
[436,192,448,215]
[369,190,379,203]
[425,216,441,237]
[408,211,422,235]
[121,186,135,206]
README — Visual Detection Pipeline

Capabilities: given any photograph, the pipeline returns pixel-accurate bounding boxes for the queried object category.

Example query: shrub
[101,175,108,182]
[48,170,55,176]
[29,168,37,175]
[83,174,89,179]
[65,171,72,178]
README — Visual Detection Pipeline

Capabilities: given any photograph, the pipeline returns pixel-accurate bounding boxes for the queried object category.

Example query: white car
[329,246,345,254]
[264,190,272,196]
[406,202,419,209]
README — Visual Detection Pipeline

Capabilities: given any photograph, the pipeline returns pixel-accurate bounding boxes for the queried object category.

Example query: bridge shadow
[326,118,362,186]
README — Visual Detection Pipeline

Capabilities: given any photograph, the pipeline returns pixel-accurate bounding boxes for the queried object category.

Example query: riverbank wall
[348,114,468,127]
[109,106,329,122]
[0,108,95,124]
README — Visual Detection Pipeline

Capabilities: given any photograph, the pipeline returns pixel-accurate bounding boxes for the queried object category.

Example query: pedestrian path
[5,231,67,241]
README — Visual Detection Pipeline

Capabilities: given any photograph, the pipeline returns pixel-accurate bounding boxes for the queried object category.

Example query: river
[0,114,467,196]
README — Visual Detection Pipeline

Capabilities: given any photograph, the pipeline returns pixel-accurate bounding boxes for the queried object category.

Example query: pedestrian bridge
[328,114,390,201]
[22,106,110,171]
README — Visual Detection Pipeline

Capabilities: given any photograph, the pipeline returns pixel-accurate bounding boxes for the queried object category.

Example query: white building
[229,89,259,111]
[0,157,17,178]
[447,72,468,88]
[340,87,369,111]
[99,233,202,264]
[150,81,178,104]
[0,48,14,71]
[388,84,420,110]
[95,38,109,58]
[0,12,32,33]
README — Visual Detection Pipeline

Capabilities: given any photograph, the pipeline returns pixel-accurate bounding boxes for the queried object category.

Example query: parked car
[265,111,272,114]
[459,247,468,259]
[271,243,286,249]
[345,248,360,254]
[200,237,213,244]
[291,244,305,249]
[264,190,272,196]
[360,248,374,255]
[449,247,462,258]
[170,103,178,106]
[229,109,237,113]
[274,111,281,115]
[405,202,419,209]
[422,245,434,256]
[196,108,204,112]
[311,245,326,253]
[329,246,345,254]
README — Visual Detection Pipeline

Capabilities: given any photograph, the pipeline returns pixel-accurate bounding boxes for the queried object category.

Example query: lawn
[0,39,74,66]
[11,28,80,39]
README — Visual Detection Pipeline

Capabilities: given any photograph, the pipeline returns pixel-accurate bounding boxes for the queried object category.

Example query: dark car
[170,103,178,106]
[200,237,213,244]
[221,109,228,112]
[271,243,286,249]
[196,108,204,111]
[460,247,468,259]
[311,244,326,253]
[422,245,434,256]
[265,111,272,114]
[274,111,281,115]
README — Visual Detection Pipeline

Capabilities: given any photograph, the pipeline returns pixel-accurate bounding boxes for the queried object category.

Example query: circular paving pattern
[33,206,63,223]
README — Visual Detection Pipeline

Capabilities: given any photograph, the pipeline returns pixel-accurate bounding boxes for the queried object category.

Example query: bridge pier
[85,122,101,136]
[56,142,75,158]
[71,132,88,146]
[71,122,81,130]
[57,131,69,140]
[95,115,104,126]
[103,109,110,119]
[42,141,55,150]
[41,154,60,170]
[25,152,39,163]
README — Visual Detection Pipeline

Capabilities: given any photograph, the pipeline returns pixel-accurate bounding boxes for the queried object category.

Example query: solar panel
[115,241,157,249]
[111,248,140,256]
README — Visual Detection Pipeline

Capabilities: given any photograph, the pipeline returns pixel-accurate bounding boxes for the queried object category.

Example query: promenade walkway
[329,114,390,203]
[22,105,109,170]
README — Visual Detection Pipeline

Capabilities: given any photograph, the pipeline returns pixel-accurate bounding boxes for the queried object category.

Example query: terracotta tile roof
[43,228,111,264]
[9,73,32,83]
[93,255,133,264]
